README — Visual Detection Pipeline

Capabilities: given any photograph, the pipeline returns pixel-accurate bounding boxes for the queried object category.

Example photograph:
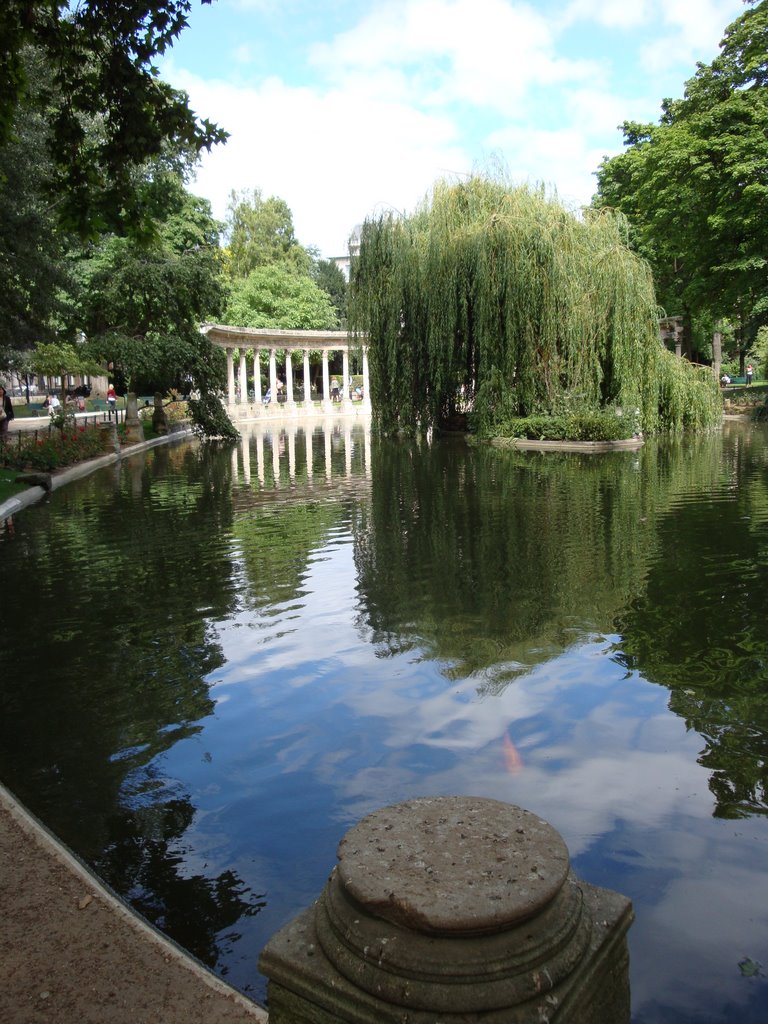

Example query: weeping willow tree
[349,174,721,435]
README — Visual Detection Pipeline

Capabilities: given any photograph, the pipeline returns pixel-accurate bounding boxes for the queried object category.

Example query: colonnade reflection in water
[230,418,373,491]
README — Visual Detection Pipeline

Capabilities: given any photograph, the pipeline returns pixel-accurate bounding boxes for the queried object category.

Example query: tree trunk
[712,325,723,380]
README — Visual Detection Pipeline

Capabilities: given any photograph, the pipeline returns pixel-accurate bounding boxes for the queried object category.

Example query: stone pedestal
[152,392,169,435]
[123,392,144,444]
[97,420,119,454]
[259,797,632,1024]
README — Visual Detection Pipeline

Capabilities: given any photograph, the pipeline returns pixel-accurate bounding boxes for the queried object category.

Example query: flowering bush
[0,424,106,471]
[165,400,190,425]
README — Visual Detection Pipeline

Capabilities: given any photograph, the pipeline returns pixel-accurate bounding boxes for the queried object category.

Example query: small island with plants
[349,173,722,445]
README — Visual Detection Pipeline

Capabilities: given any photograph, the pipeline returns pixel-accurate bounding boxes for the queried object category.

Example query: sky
[160,0,746,258]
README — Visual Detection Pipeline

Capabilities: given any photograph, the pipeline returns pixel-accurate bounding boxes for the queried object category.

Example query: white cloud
[561,0,743,78]
[169,64,468,255]
[164,0,747,256]
[310,0,597,115]
[562,0,653,29]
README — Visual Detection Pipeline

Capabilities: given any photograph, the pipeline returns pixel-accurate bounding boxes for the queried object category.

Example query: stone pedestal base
[260,797,632,1024]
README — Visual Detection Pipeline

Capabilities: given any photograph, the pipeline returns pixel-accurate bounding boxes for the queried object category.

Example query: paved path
[6,409,125,432]
[0,784,268,1024]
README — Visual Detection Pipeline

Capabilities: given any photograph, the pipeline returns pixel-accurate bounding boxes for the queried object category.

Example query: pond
[1,418,768,1023]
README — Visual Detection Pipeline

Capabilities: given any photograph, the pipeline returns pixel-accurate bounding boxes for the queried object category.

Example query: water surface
[1,419,767,1022]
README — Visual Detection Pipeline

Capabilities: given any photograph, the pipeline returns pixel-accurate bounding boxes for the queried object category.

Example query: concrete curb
[488,436,645,453]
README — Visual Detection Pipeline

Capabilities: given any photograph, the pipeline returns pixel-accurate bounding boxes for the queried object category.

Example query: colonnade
[202,325,372,421]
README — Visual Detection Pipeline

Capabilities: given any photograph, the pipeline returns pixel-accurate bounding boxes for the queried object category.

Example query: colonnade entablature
[201,324,371,421]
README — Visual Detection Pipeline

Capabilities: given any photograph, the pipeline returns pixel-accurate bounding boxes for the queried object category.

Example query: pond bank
[487,435,645,453]
[0,783,267,1024]
[0,427,194,523]
[1,427,268,1022]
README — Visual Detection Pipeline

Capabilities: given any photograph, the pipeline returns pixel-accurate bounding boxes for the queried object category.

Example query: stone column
[322,350,332,413]
[253,352,262,404]
[260,797,633,1024]
[238,349,248,405]
[303,349,312,410]
[226,348,236,407]
[123,392,144,444]
[362,346,372,413]
[342,347,352,411]
[269,348,278,405]
[152,392,168,435]
[285,350,295,408]
[713,326,723,382]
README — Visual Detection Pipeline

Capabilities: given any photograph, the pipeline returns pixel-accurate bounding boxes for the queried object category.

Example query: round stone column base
[259,797,633,1024]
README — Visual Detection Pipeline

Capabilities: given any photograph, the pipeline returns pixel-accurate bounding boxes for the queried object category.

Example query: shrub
[0,424,106,471]
[490,408,636,442]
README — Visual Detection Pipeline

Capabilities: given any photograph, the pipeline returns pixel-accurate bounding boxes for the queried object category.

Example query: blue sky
[160,0,746,257]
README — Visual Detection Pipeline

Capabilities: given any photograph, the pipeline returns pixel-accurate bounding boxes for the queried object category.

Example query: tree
[0,2,226,237]
[70,171,237,437]
[0,48,74,350]
[224,188,311,277]
[594,0,768,366]
[350,174,721,436]
[225,263,338,330]
[30,342,103,403]
[311,258,348,327]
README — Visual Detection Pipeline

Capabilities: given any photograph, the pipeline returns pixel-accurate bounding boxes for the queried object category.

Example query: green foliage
[0,2,226,238]
[480,410,636,442]
[594,0,768,352]
[225,263,338,330]
[31,342,103,398]
[350,173,721,436]
[225,188,311,278]
[656,348,723,431]
[70,173,229,425]
[187,391,239,440]
[0,50,75,349]
[311,258,348,326]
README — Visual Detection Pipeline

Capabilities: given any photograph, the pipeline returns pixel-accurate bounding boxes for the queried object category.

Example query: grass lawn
[0,466,27,505]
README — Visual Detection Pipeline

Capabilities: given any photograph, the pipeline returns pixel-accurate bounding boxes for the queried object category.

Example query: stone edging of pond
[0,426,196,523]
[487,436,645,453]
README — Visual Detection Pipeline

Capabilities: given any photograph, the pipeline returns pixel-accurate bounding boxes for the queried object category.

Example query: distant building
[331,224,362,282]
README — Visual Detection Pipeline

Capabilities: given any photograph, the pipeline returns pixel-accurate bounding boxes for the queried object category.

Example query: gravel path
[0,786,268,1023]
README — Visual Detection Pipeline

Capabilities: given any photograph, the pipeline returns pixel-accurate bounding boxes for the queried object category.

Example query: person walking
[746,363,754,386]
[0,385,14,440]
[106,383,117,418]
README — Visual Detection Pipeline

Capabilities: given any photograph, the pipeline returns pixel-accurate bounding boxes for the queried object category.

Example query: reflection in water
[1,421,768,1020]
